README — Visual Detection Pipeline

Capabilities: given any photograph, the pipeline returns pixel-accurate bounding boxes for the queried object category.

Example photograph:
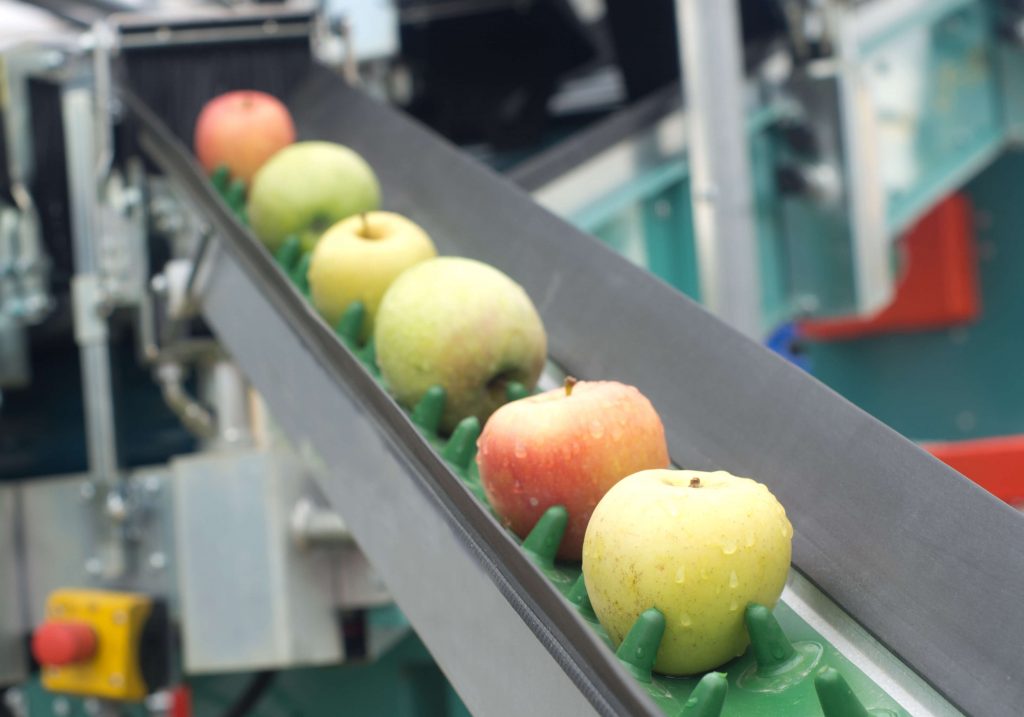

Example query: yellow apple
[374,257,546,434]
[582,469,792,675]
[308,211,437,339]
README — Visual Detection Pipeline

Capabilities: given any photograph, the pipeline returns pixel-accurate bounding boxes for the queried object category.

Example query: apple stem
[360,212,371,238]
[689,477,702,488]
[565,376,578,397]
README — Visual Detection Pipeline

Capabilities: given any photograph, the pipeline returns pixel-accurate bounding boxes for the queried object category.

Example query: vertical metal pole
[675,0,763,338]
[63,83,120,490]
[63,80,128,580]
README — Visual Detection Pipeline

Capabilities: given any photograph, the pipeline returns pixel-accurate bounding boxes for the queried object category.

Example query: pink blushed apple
[477,379,669,560]
[193,90,296,183]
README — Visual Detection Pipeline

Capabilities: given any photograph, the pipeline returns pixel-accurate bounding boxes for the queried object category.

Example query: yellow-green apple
[375,257,546,434]
[583,469,793,675]
[247,141,380,253]
[193,90,296,183]
[477,379,669,560]
[308,211,437,339]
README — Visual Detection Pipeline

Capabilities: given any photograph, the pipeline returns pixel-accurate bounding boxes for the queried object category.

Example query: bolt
[4,688,25,716]
[80,481,97,501]
[112,611,127,625]
[83,698,101,715]
[148,552,167,571]
[52,697,70,717]
[108,674,124,687]
[150,273,168,295]
[143,474,163,494]
[105,490,128,522]
[85,557,103,576]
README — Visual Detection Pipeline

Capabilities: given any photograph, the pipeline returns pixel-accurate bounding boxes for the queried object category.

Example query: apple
[193,90,296,183]
[308,211,437,339]
[582,469,792,676]
[374,257,546,434]
[477,379,669,560]
[247,141,380,253]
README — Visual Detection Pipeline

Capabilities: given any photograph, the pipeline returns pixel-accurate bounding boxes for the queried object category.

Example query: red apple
[193,90,296,182]
[477,379,670,560]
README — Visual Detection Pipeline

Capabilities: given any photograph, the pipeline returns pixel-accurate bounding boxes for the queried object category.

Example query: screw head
[80,481,97,501]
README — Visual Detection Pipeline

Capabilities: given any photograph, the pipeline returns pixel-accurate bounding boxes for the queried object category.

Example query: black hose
[220,671,277,717]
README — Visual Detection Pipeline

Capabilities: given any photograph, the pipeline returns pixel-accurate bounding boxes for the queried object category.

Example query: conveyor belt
[126,66,1024,717]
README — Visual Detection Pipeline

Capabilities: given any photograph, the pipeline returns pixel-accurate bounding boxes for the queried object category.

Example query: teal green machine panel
[807,150,1024,442]
[570,0,1020,444]
[580,119,793,329]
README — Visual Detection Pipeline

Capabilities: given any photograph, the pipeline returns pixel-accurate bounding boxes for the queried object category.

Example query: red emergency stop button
[32,621,98,666]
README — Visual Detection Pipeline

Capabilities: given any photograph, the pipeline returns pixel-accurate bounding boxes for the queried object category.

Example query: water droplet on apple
[721,539,737,555]
[781,522,793,539]
[729,570,739,589]
[611,424,624,442]
[514,440,527,459]
[589,420,605,439]
[512,480,524,494]
[679,613,692,628]
[745,531,755,547]
[729,598,739,612]
[674,566,686,584]
[529,497,539,507]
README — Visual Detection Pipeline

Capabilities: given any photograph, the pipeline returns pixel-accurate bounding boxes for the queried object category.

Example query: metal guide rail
[123,65,1024,717]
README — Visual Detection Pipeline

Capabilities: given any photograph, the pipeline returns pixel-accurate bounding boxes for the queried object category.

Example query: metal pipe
[675,0,763,339]
[205,359,251,446]
[156,361,217,440]
[290,498,351,550]
[63,82,121,490]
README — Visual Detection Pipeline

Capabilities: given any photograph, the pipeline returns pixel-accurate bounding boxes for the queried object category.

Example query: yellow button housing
[39,589,153,701]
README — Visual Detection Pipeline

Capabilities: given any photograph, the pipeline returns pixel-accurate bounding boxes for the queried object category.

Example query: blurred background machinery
[1,0,1023,715]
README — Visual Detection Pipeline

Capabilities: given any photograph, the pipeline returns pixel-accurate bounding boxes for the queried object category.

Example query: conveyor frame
[128,66,1024,717]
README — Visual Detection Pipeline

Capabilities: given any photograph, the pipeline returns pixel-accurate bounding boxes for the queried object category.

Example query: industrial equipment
[2,1,1023,716]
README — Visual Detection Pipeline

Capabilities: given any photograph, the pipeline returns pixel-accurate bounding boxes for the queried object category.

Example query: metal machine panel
[19,472,175,627]
[172,448,343,673]
[0,486,25,685]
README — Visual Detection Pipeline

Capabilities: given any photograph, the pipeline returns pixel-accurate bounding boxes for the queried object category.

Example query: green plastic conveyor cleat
[567,573,596,621]
[615,608,665,683]
[412,386,446,434]
[522,505,568,570]
[815,667,872,717]
[442,417,481,471]
[274,235,302,274]
[678,672,728,717]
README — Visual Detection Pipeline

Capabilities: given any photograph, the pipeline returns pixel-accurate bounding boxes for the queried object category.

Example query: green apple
[308,211,437,340]
[582,469,793,676]
[247,141,380,253]
[374,257,547,434]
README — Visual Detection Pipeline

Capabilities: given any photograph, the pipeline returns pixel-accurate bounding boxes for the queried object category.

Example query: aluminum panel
[172,448,342,673]
[0,485,25,685]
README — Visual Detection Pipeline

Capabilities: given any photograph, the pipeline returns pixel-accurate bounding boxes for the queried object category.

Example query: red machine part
[926,435,1024,507]
[171,685,193,717]
[32,620,98,666]
[800,194,980,341]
